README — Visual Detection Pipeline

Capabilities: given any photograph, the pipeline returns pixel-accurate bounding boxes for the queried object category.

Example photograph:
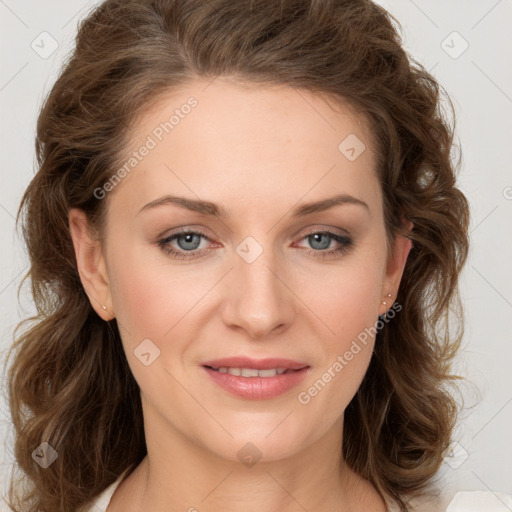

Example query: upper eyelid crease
[138,193,370,217]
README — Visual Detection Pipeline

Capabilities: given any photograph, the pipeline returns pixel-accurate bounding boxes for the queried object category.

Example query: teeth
[213,367,289,377]
[258,369,277,377]
[241,368,259,377]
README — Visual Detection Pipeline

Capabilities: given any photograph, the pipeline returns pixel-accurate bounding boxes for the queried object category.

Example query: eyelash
[157,228,353,260]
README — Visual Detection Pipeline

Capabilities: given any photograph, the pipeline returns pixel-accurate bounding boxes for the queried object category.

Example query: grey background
[1,0,511,509]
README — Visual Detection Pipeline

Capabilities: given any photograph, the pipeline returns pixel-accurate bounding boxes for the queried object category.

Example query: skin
[69,77,412,512]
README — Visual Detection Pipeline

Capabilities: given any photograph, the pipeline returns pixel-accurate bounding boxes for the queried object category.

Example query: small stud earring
[382,301,387,306]
[387,293,392,298]
[101,304,107,310]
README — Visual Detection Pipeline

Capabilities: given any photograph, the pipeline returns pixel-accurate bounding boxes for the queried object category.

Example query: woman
[6,0,471,511]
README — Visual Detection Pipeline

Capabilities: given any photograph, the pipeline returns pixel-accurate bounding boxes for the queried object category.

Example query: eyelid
[157,224,350,245]
[157,225,212,241]
[297,225,351,238]
[156,224,353,260]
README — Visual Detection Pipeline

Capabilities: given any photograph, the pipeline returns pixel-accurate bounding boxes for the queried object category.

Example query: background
[0,0,511,510]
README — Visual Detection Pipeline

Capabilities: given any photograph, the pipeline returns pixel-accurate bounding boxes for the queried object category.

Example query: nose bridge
[222,235,295,338]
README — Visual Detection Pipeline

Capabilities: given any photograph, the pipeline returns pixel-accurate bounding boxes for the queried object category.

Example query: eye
[157,228,354,260]
[295,230,353,259]
[157,229,211,259]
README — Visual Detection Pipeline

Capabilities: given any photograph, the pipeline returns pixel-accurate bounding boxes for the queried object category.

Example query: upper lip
[202,357,309,370]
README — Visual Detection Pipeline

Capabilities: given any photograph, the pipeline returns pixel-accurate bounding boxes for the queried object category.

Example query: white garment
[84,471,128,512]
[446,491,512,511]
[84,475,512,512]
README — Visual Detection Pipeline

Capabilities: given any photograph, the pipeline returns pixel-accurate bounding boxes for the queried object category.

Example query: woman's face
[72,78,410,464]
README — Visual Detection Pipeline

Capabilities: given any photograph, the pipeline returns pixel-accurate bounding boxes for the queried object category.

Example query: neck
[114,406,386,512]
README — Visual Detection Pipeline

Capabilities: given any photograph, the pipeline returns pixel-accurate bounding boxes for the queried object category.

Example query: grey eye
[307,233,332,250]
[176,233,203,251]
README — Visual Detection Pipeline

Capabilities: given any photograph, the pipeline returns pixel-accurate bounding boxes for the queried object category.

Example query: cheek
[294,249,385,410]
[106,246,200,395]
[296,282,381,428]
[106,241,186,345]
[299,256,385,346]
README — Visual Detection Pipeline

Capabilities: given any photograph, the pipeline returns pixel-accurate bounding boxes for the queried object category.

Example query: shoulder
[386,491,512,512]
[445,491,512,511]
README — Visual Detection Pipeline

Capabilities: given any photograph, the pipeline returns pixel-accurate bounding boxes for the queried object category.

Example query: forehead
[108,77,381,219]
[130,77,374,154]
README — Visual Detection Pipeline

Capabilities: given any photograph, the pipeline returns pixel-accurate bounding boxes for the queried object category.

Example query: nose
[220,244,296,340]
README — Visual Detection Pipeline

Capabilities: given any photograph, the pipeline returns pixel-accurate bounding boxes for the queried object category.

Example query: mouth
[200,357,310,400]
[203,365,305,377]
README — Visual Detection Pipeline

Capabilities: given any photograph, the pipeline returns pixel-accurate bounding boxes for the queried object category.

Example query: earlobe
[68,208,114,320]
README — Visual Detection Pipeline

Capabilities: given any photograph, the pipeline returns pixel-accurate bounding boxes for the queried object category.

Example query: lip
[201,357,310,400]
[201,357,308,370]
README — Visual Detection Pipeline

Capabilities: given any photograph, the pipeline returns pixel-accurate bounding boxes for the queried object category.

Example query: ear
[68,208,114,320]
[379,221,413,316]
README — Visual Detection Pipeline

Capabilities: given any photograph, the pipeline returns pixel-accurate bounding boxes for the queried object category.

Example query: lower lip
[202,366,310,400]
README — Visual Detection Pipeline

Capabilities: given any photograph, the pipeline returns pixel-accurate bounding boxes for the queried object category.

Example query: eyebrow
[138,193,370,217]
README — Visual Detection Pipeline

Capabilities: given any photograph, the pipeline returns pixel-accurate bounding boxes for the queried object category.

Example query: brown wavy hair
[5,0,470,510]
